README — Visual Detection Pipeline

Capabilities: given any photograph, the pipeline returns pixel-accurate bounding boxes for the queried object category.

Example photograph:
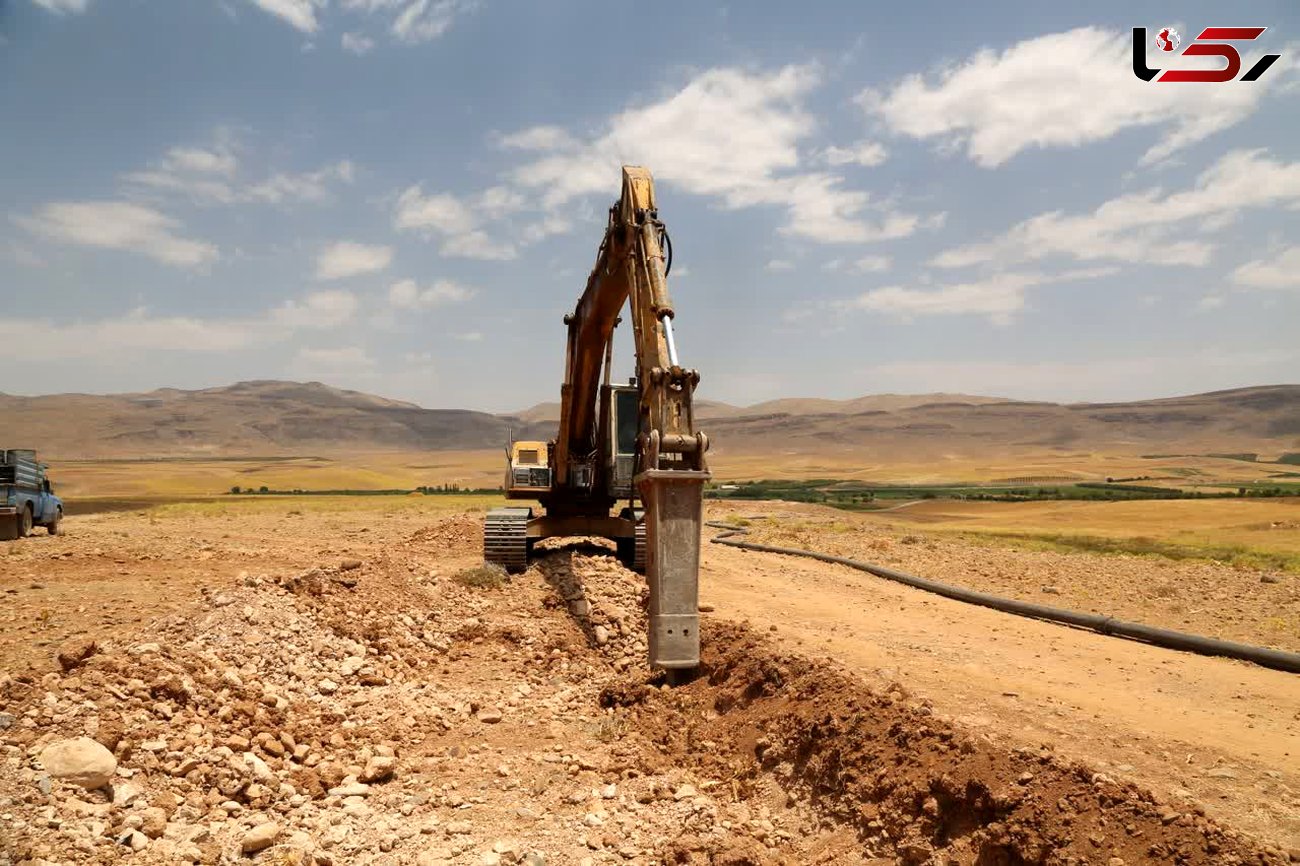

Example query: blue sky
[2,0,1297,410]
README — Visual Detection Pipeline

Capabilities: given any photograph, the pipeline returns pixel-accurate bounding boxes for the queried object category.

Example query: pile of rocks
[0,533,799,865]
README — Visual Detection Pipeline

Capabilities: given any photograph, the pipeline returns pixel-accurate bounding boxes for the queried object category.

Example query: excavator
[484,166,710,673]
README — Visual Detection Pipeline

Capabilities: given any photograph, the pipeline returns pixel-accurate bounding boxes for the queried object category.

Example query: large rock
[138,806,167,839]
[56,639,97,673]
[360,755,395,783]
[241,822,281,854]
[40,737,117,789]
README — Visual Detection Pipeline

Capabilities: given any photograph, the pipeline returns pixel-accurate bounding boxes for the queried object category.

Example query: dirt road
[700,503,1300,851]
[2,502,1298,863]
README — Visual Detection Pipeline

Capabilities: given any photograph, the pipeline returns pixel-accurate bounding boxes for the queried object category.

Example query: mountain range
[1,380,1296,459]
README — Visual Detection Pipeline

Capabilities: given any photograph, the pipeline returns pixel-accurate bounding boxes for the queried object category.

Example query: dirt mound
[405,513,484,551]
[605,623,1279,864]
[566,552,1295,865]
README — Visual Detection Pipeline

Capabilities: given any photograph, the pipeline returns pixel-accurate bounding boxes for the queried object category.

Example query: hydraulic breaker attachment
[636,468,710,669]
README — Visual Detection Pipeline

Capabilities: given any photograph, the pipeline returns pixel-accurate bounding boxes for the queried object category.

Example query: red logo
[1133,26,1281,82]
[1154,28,1181,52]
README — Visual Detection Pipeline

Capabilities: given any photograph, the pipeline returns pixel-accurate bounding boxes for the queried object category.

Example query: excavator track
[484,507,530,573]
[618,507,646,573]
[633,519,646,573]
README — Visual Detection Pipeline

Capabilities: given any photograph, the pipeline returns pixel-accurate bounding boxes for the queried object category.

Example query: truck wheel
[46,508,62,536]
[17,506,32,538]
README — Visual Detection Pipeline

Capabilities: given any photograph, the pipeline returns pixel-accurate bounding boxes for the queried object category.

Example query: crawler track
[483,506,529,572]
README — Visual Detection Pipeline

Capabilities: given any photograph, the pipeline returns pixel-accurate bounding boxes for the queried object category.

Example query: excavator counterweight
[484,166,710,671]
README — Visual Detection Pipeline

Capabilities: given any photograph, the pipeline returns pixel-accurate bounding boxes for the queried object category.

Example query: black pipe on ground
[705,521,1300,675]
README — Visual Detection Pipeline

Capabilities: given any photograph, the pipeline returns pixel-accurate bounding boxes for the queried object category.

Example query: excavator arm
[557,166,710,670]
[553,167,709,488]
[487,166,710,671]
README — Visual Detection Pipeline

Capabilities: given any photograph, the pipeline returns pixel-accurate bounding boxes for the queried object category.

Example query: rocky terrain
[3,504,1300,864]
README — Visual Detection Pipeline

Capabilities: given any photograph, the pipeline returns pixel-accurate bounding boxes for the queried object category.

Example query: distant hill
[1,380,1296,459]
[721,393,1010,417]
[700,385,1300,460]
[0,381,550,458]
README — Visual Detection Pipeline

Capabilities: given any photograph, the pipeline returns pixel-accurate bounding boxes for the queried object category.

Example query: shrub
[454,563,510,590]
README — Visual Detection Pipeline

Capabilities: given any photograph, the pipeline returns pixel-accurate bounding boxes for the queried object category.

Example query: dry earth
[2,502,1299,864]
[720,502,1300,652]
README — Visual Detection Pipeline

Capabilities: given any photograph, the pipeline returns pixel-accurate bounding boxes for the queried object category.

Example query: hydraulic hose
[705,521,1300,675]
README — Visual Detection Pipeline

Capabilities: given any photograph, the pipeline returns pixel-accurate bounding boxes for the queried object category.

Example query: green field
[706,477,1300,509]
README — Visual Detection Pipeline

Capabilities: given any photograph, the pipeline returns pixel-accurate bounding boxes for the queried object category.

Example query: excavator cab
[607,383,639,500]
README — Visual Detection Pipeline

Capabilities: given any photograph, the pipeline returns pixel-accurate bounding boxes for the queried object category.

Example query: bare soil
[720,501,1300,652]
[1,503,1298,864]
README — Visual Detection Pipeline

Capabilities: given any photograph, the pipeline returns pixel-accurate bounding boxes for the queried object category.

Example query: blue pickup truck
[1,449,63,539]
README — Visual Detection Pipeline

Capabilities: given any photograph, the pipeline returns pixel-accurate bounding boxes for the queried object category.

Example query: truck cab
[1,449,63,539]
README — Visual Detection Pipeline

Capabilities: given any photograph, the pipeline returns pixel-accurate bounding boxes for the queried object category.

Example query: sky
[2,0,1298,411]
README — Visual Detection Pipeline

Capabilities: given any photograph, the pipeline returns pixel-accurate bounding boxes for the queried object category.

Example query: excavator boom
[485,166,710,671]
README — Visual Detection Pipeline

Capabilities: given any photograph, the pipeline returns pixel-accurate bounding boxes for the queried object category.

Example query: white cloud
[857,349,1300,403]
[440,231,516,260]
[497,125,578,151]
[838,273,1042,324]
[521,213,572,244]
[765,259,795,271]
[394,186,474,234]
[823,141,887,167]
[831,267,1115,325]
[15,201,217,267]
[31,0,89,12]
[452,331,483,342]
[477,186,526,218]
[391,0,471,42]
[0,311,252,357]
[393,186,517,260]
[289,346,377,377]
[341,31,376,55]
[861,27,1297,167]
[245,0,323,33]
[0,290,356,362]
[124,138,352,207]
[243,161,355,204]
[825,255,891,273]
[342,0,476,44]
[1232,246,1300,291]
[315,241,394,280]
[270,290,360,329]
[164,146,238,175]
[756,174,919,244]
[853,255,891,273]
[388,278,475,309]
[505,65,934,244]
[934,149,1300,269]
[1195,295,1226,311]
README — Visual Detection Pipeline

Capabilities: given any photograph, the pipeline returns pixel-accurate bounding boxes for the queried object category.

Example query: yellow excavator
[485,166,710,672]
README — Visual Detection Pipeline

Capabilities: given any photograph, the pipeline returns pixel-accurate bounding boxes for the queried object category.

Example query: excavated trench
[544,546,1291,865]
